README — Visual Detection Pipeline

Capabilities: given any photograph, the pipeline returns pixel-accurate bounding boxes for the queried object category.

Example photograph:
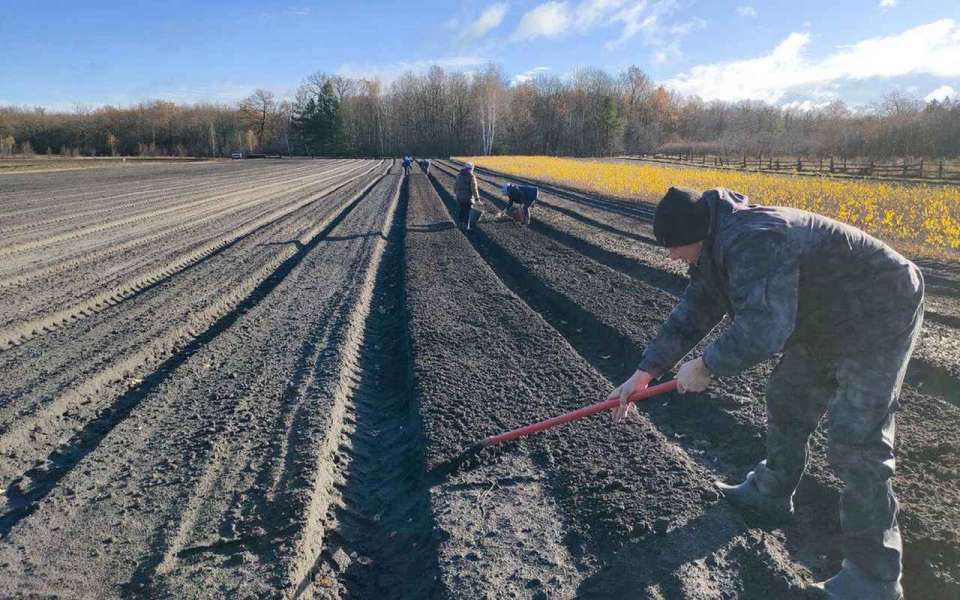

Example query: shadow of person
[576,502,812,599]
[408,221,457,233]
[259,240,305,251]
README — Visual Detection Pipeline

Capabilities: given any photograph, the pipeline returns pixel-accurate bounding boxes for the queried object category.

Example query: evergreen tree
[292,81,345,155]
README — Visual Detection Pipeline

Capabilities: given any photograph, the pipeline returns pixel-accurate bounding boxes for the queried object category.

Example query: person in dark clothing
[419,159,431,175]
[501,183,539,226]
[454,162,480,231]
[402,156,412,175]
[608,187,922,600]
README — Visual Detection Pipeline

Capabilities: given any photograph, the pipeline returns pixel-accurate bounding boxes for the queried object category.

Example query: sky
[1,0,959,111]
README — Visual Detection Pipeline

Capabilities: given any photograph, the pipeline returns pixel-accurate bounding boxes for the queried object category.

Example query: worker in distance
[609,186,923,600]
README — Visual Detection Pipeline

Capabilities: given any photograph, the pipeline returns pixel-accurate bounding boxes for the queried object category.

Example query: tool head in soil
[427,380,678,483]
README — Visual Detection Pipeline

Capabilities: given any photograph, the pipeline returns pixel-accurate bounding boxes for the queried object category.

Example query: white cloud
[460,3,509,42]
[336,56,489,85]
[925,84,956,102]
[665,19,960,103]
[879,0,898,9]
[575,0,628,28]
[737,5,757,17]
[511,1,573,41]
[508,0,698,62]
[605,3,659,48]
[781,99,833,112]
[512,66,552,84]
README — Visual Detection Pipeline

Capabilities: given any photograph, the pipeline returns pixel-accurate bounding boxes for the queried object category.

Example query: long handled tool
[477,379,678,448]
[428,380,678,482]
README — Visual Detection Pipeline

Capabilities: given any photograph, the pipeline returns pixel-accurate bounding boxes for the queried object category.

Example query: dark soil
[406,172,811,598]
[431,161,960,598]
[0,159,957,598]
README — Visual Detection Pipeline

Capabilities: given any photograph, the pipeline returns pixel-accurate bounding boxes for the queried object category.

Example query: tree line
[1,65,958,160]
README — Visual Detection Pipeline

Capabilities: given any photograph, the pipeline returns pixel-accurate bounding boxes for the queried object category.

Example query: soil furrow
[0,164,388,485]
[0,160,339,236]
[0,162,335,246]
[443,159,960,331]
[0,162,357,259]
[289,173,439,600]
[0,164,406,599]
[408,172,811,598]
[0,161,355,284]
[430,165,960,598]
[0,161,382,348]
[435,161,960,409]
[0,167,388,532]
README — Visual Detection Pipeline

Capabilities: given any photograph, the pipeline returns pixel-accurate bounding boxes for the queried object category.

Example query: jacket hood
[703,187,751,238]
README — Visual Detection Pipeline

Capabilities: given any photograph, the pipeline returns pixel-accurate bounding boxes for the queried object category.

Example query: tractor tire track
[0,166,424,599]
[0,161,382,348]
[0,162,387,486]
[0,160,343,240]
[0,161,359,260]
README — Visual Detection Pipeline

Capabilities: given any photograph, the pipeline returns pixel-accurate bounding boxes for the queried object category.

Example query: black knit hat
[653,187,710,247]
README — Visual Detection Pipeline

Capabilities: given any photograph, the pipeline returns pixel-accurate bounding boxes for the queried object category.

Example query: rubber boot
[806,560,903,599]
[715,471,794,521]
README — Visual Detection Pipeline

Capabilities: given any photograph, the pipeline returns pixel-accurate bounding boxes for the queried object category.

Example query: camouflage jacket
[455,169,479,204]
[638,188,924,377]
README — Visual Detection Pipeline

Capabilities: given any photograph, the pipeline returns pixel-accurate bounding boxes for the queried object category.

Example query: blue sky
[1,0,958,110]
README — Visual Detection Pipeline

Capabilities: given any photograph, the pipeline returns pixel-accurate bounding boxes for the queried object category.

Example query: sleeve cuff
[702,344,733,377]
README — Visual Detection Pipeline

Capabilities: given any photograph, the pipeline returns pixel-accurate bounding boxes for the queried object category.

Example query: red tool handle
[482,380,678,447]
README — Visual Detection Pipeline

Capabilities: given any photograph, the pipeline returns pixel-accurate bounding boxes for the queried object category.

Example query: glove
[607,370,653,424]
[677,357,712,393]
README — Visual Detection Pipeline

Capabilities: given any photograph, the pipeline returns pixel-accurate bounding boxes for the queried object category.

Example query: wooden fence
[625,153,960,182]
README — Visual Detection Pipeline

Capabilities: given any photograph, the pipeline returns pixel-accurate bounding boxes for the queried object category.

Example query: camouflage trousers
[752,295,924,583]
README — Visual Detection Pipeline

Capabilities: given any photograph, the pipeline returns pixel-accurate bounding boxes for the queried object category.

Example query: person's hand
[607,370,654,424]
[677,357,712,393]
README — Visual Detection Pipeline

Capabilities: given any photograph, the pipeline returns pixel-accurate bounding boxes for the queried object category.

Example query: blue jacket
[507,184,538,205]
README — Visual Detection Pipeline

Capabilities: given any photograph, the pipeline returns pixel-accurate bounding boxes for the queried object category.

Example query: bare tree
[476,64,506,155]
[239,89,277,151]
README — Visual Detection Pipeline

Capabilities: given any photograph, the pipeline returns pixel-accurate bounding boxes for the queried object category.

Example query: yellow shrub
[458,156,960,255]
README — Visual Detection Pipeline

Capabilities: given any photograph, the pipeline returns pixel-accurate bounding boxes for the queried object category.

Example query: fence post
[819,157,823,173]
[903,163,908,178]
[830,157,834,173]
[868,160,874,177]
[939,160,944,179]
[742,155,747,169]
[797,157,802,172]
[843,157,847,173]
[919,159,924,178]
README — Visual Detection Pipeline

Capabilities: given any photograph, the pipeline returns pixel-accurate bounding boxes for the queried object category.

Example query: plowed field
[0,159,957,598]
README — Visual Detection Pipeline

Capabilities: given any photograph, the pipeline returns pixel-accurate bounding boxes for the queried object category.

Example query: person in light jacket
[454,162,480,231]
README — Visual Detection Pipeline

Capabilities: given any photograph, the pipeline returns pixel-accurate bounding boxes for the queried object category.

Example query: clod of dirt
[330,547,351,572]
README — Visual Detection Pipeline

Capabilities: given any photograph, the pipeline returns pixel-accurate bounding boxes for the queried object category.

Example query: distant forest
[1,65,958,160]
